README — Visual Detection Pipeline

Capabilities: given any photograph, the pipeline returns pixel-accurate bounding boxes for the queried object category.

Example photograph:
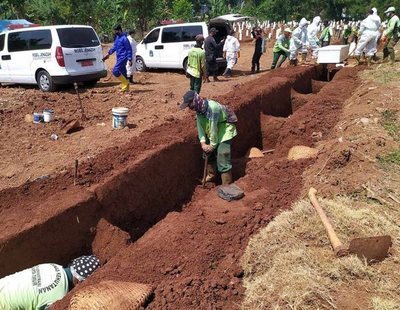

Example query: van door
[56,27,104,76]
[0,33,11,82]
[159,26,183,68]
[140,28,161,68]
[7,29,52,83]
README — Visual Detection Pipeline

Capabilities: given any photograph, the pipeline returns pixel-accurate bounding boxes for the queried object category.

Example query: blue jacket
[108,32,132,61]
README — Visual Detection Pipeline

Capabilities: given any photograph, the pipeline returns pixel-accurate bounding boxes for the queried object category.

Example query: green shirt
[273,34,290,53]
[320,27,331,42]
[196,100,237,148]
[0,263,69,310]
[187,47,206,79]
[384,15,400,38]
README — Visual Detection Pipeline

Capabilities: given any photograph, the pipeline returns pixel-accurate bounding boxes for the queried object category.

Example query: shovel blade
[349,235,392,264]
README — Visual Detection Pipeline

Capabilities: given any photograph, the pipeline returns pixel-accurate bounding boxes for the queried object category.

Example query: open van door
[209,14,253,24]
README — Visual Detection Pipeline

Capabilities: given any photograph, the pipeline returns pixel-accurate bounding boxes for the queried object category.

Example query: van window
[8,30,52,52]
[162,27,182,43]
[0,34,4,51]
[181,26,203,42]
[57,28,100,48]
[145,29,160,43]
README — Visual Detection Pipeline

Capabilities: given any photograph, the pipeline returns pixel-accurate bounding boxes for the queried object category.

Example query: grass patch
[241,197,400,309]
[377,150,400,166]
[380,110,399,140]
[360,67,400,85]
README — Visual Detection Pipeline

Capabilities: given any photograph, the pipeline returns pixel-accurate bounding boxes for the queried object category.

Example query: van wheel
[37,70,56,92]
[83,80,98,87]
[183,58,188,72]
[135,56,147,72]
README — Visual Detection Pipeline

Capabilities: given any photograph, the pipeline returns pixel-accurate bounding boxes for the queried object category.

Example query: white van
[0,25,107,91]
[135,16,250,73]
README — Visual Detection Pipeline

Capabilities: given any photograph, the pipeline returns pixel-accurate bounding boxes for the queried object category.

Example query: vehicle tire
[83,79,99,87]
[183,58,188,72]
[135,56,147,72]
[37,70,56,92]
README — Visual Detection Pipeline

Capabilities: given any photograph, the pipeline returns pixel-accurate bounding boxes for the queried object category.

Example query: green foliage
[378,150,400,166]
[3,0,400,41]
[172,0,193,21]
[380,110,400,141]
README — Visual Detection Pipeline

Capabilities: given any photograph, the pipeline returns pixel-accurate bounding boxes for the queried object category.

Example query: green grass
[377,150,400,166]
[380,110,400,140]
[361,68,400,85]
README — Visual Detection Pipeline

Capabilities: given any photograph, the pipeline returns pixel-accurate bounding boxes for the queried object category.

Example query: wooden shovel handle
[202,155,209,188]
[308,188,348,257]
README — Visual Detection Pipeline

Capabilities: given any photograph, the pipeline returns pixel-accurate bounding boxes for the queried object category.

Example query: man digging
[180,90,237,186]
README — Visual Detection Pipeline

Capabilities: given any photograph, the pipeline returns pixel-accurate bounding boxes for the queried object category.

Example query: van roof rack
[0,19,39,32]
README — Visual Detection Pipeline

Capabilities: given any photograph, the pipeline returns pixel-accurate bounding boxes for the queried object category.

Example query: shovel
[201,154,209,188]
[308,187,392,263]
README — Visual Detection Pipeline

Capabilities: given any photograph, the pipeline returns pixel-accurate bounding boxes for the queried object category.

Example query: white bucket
[112,107,129,129]
[43,109,55,123]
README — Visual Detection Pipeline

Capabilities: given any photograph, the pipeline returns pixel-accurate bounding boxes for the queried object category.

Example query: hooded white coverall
[355,12,381,57]
[290,18,309,60]
[371,8,382,55]
[308,16,321,58]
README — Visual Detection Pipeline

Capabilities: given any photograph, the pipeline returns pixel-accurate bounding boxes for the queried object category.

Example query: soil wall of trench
[0,65,359,309]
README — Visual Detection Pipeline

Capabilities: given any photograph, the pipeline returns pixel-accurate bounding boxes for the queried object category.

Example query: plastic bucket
[112,107,129,129]
[33,113,43,124]
[43,109,54,123]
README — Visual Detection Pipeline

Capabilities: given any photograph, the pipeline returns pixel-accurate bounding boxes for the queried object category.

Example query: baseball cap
[195,34,204,42]
[284,28,292,33]
[69,255,101,282]
[180,90,196,110]
[384,7,395,14]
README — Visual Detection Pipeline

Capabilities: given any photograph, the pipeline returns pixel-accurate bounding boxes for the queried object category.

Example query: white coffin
[317,45,350,64]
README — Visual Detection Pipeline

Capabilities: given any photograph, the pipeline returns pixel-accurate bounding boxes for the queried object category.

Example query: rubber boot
[251,65,255,74]
[366,56,372,66]
[355,55,361,65]
[289,59,297,66]
[390,51,395,64]
[117,75,129,92]
[128,76,134,84]
[205,163,217,183]
[221,170,233,185]
[372,54,379,63]
[301,53,307,64]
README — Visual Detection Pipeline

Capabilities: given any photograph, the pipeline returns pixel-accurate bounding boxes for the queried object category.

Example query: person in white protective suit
[289,18,309,65]
[126,30,137,83]
[354,9,381,65]
[222,29,240,77]
[371,7,382,62]
[308,16,321,59]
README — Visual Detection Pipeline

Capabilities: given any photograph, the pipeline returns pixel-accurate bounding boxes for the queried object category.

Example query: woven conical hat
[70,280,153,310]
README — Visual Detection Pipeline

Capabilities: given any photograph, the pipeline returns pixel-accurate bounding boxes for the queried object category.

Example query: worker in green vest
[271,28,291,69]
[186,35,206,94]
[180,90,237,185]
[0,255,101,309]
[381,6,400,64]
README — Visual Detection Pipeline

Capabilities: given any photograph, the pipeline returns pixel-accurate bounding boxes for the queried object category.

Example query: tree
[172,0,193,21]
[208,0,229,18]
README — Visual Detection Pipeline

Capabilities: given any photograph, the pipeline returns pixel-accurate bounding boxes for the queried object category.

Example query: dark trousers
[251,52,262,72]
[271,51,288,69]
[383,36,399,60]
[206,55,217,78]
[190,75,202,94]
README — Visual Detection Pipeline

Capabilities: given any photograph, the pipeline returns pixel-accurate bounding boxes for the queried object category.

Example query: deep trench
[0,65,333,280]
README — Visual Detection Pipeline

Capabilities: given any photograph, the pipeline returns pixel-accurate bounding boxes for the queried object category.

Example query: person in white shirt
[308,16,321,59]
[222,30,240,78]
[126,30,137,83]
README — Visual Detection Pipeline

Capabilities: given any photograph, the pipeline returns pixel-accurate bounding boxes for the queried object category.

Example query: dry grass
[241,197,400,309]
